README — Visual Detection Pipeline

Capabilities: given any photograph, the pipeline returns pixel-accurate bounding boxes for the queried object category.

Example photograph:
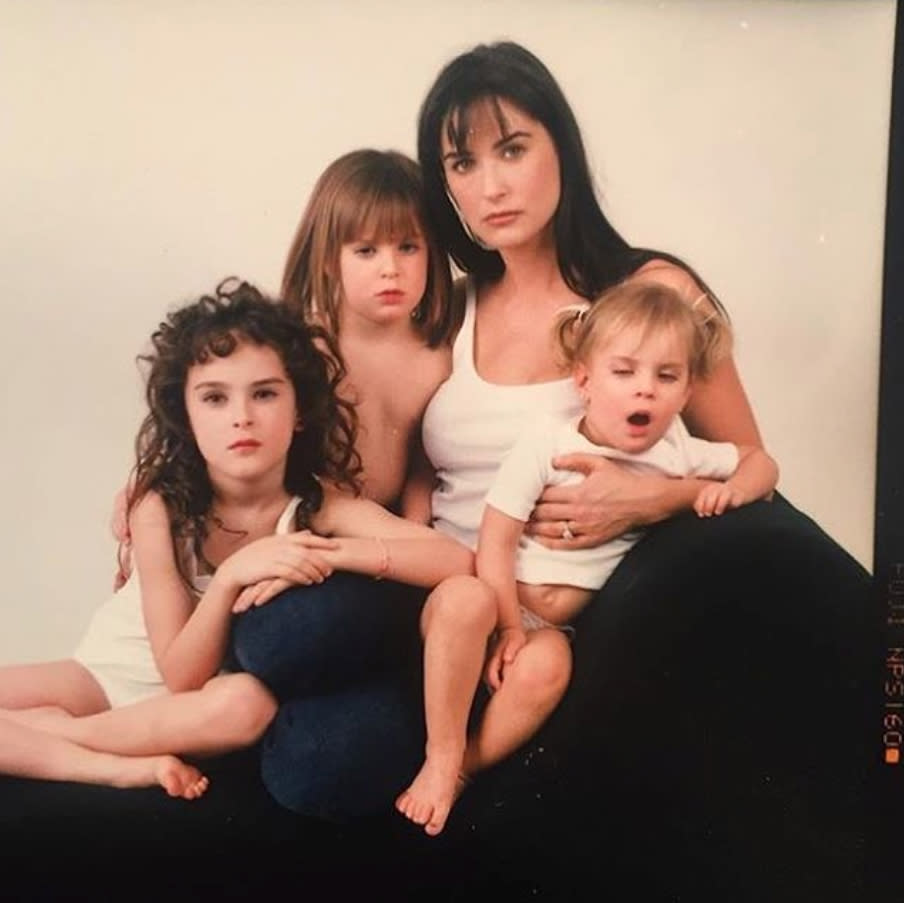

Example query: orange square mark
[885,748,900,764]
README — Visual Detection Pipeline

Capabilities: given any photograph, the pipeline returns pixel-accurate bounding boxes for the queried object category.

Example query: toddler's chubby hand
[484,625,527,691]
[694,481,746,518]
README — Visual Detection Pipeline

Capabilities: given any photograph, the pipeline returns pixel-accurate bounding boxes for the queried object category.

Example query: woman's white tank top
[421,280,582,550]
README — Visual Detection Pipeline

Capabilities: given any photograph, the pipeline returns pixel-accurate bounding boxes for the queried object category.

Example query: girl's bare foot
[395,754,469,836]
[112,754,209,800]
[156,756,209,799]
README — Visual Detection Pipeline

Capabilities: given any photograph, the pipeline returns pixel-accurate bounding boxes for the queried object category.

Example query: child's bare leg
[463,628,571,777]
[0,705,72,726]
[6,673,276,759]
[396,575,496,836]
[0,718,209,799]
[0,660,109,714]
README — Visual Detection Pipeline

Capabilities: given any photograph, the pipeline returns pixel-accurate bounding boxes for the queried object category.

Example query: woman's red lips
[484,210,520,225]
[229,439,261,450]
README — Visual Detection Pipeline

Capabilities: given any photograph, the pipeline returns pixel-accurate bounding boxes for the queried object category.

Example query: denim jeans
[229,572,426,819]
[258,675,426,820]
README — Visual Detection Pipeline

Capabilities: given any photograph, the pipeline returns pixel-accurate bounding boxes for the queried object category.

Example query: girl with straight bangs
[278,147,456,514]
[224,148,477,820]
[0,280,472,799]
[282,147,456,350]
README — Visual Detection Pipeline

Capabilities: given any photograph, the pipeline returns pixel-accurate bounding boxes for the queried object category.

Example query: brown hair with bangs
[554,280,733,382]
[281,149,454,348]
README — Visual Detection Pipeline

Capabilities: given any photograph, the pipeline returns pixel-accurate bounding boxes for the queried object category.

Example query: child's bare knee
[426,576,495,634]
[206,675,277,743]
[510,641,572,701]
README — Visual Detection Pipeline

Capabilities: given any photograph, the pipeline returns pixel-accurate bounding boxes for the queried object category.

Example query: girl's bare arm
[314,491,474,587]
[476,506,525,630]
[133,493,333,691]
[694,444,779,517]
[130,492,234,692]
[399,432,435,525]
[476,505,528,690]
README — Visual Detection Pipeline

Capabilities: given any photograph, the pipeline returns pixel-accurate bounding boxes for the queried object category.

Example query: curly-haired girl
[0,279,472,797]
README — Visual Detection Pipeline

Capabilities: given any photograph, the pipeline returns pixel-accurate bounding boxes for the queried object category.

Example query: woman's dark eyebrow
[442,129,532,162]
[493,130,531,149]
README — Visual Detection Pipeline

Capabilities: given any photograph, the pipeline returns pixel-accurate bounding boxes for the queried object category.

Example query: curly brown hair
[127,278,361,584]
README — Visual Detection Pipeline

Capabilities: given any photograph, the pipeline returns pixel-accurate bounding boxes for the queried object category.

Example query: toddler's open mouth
[627,412,651,427]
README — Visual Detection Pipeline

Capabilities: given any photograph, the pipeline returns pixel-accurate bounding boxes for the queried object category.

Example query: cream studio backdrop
[0,0,894,663]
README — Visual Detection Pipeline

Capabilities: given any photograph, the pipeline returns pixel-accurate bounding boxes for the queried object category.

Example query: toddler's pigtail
[553,302,592,370]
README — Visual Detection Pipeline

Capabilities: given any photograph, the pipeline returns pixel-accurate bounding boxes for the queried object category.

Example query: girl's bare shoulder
[414,339,452,384]
[128,489,169,529]
[309,480,376,535]
[378,332,452,397]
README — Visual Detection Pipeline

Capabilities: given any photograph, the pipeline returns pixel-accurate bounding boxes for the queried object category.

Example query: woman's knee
[422,575,496,636]
[230,573,422,695]
[229,582,344,677]
[260,679,424,820]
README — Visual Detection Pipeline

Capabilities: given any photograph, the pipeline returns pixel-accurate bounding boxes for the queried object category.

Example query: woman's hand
[111,484,132,590]
[113,547,132,591]
[525,453,701,549]
[214,531,339,595]
[110,484,131,543]
[484,626,527,691]
[524,455,649,548]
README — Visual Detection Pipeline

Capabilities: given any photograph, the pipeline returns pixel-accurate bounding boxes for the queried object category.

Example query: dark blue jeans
[229,572,426,820]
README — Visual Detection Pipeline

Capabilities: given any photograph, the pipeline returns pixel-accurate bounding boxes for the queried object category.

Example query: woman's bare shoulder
[631,259,700,293]
[628,259,716,314]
